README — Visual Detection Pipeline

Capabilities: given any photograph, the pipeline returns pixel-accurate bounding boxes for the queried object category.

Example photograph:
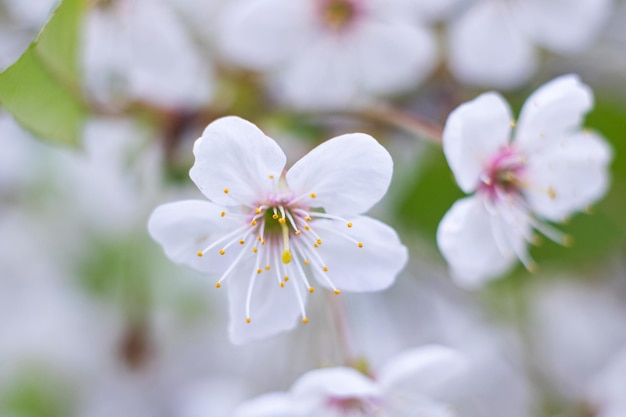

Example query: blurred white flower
[149,116,407,344]
[588,346,626,417]
[82,0,214,109]
[233,345,466,417]
[437,75,611,287]
[217,0,437,109]
[448,0,613,88]
[529,275,626,402]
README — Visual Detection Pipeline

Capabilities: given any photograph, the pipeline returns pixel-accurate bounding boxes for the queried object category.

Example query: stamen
[293,239,339,293]
[290,249,314,293]
[284,262,308,322]
[221,211,226,217]
[245,248,264,322]
[304,211,352,226]
[215,241,253,287]
[223,188,229,194]
[198,224,250,256]
[318,224,363,247]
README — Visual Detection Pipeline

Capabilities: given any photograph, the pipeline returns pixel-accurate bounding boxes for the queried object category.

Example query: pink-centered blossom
[217,0,437,109]
[148,116,407,344]
[437,75,612,287]
[232,345,466,417]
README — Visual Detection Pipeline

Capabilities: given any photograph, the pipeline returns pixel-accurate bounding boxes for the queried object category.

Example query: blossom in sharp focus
[217,0,437,109]
[437,74,612,287]
[148,116,408,344]
[447,0,613,89]
[233,345,466,417]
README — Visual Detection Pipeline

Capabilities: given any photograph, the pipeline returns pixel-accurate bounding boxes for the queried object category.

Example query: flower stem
[328,291,357,366]
[344,105,443,145]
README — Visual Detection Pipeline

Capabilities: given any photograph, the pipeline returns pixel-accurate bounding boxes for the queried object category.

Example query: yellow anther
[309,287,315,293]
[316,239,322,245]
[220,211,226,217]
[224,188,229,194]
[278,218,286,224]
[269,174,275,179]
[272,213,279,219]
[347,222,353,228]
[295,230,302,235]
[258,236,262,241]
[532,235,542,246]
[547,187,556,199]
[257,268,262,274]
[255,208,261,214]
[304,259,310,266]
[323,266,329,272]
[528,263,539,274]
[219,249,226,255]
[305,216,311,222]
[282,250,292,264]
[280,282,285,288]
[252,247,258,253]
[283,276,289,282]
[510,120,517,128]
[261,240,266,245]
[251,219,257,226]
[314,243,319,248]
[304,225,310,231]
[246,317,251,324]
[265,265,270,271]
[334,289,341,295]
[239,240,245,245]
[215,282,221,288]
[357,242,363,248]
[302,317,309,324]
[310,193,317,198]
[197,251,203,257]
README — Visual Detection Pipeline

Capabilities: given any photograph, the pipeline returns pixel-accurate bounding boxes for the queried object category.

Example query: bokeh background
[1,0,626,416]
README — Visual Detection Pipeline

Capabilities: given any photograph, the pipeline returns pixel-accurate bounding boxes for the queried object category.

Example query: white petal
[351,21,437,94]
[227,257,303,345]
[379,345,466,398]
[447,1,537,89]
[286,133,393,217]
[436,196,521,287]
[148,200,242,273]
[233,392,301,417]
[443,92,513,193]
[516,74,593,152]
[523,131,612,221]
[217,0,315,70]
[278,37,359,109]
[312,216,407,292]
[291,367,380,402]
[513,0,612,54]
[190,116,287,206]
[126,0,213,108]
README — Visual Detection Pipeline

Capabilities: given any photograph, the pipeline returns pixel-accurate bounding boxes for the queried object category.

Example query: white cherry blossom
[148,116,407,344]
[233,345,466,417]
[437,75,612,287]
[448,0,613,89]
[588,346,626,417]
[82,0,214,109]
[217,0,437,109]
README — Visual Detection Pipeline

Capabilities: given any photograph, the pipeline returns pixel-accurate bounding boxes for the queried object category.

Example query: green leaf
[0,0,88,147]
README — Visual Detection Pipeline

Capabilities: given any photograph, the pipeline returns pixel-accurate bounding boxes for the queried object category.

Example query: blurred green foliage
[0,0,88,147]
[0,371,73,417]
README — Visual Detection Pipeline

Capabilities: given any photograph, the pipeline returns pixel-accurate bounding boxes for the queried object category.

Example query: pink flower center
[478,146,527,201]
[317,0,362,31]
[326,395,382,415]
